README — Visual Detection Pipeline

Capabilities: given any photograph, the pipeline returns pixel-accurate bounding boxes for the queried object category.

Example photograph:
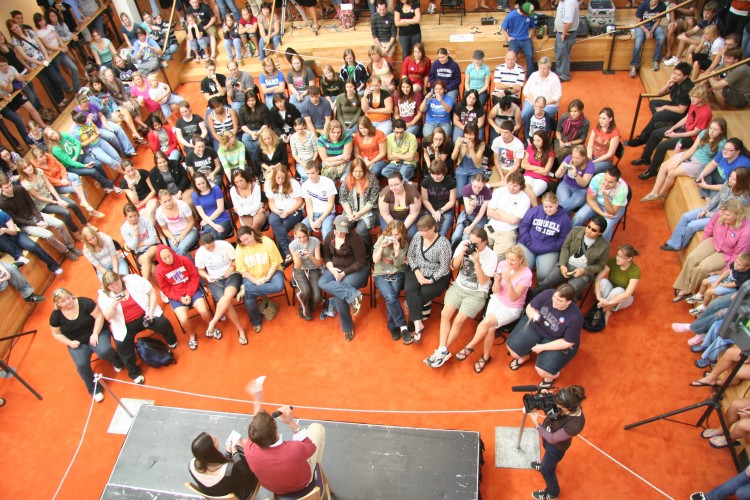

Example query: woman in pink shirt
[454,245,532,373]
[673,198,750,300]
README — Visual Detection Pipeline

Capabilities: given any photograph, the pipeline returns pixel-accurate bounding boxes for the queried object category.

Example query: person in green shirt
[594,244,641,325]
[43,128,116,192]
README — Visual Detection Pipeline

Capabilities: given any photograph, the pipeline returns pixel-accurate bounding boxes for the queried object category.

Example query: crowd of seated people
[0,1,749,498]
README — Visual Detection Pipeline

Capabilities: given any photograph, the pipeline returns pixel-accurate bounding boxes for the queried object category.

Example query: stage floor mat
[101,405,481,499]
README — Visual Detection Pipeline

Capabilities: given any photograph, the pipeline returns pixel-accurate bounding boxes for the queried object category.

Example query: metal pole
[96,375,135,418]
[515,410,529,449]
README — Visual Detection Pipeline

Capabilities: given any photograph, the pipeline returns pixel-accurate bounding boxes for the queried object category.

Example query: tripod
[626,282,750,472]
[0,330,43,402]
[279,0,313,36]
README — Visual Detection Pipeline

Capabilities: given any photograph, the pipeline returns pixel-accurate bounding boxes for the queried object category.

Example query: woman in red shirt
[401,42,430,93]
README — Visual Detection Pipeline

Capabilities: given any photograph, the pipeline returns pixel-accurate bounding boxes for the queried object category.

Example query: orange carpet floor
[0,73,735,499]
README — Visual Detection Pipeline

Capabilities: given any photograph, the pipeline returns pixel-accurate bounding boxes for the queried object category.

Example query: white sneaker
[664,56,680,67]
[94,392,104,403]
[427,3,436,13]
[16,257,30,265]
[54,268,64,275]
[160,291,169,304]
[133,375,145,385]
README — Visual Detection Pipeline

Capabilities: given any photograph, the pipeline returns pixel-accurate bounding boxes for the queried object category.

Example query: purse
[583,305,606,333]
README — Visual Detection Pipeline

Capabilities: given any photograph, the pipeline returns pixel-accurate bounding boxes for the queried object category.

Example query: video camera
[513,385,561,419]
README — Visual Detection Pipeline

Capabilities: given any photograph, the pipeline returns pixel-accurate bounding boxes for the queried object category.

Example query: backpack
[136,337,176,367]
[582,305,606,333]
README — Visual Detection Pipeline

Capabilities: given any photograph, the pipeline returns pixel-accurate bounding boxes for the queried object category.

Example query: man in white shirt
[492,51,526,105]
[490,121,526,188]
[301,161,337,239]
[486,171,531,256]
[554,0,580,81]
[424,227,498,368]
[194,232,246,344]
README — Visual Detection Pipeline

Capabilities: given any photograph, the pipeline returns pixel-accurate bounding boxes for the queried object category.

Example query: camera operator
[529,385,587,500]
[245,405,326,496]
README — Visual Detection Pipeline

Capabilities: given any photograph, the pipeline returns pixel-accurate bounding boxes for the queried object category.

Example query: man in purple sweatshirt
[517,192,572,282]
[428,48,461,101]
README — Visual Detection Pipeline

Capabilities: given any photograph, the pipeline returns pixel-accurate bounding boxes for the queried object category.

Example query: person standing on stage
[553,0,580,82]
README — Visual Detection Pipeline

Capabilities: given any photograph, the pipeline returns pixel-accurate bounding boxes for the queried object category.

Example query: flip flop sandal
[188,339,198,350]
[455,347,475,361]
[509,358,527,371]
[205,329,215,338]
[709,436,741,449]
[413,328,424,343]
[689,379,715,387]
[673,294,690,303]
[212,329,222,340]
[701,428,724,439]
[238,333,248,345]
[539,380,554,389]
[474,356,491,373]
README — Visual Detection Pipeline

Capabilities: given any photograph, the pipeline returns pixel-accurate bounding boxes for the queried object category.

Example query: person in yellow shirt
[235,225,285,332]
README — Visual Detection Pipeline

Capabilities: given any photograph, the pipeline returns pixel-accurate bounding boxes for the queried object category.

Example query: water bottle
[537,24,545,39]
[674,139,683,153]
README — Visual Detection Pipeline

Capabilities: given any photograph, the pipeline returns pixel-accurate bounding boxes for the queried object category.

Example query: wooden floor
[178,8,651,83]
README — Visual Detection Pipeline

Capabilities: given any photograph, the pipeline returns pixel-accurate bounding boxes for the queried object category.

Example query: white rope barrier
[577,434,675,499]
[52,377,675,499]
[52,378,100,500]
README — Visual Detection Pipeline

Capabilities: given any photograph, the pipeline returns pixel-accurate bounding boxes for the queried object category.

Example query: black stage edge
[101,405,481,499]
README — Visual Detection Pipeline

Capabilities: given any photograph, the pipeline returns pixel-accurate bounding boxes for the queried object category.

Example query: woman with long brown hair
[401,42,430,93]
[339,158,380,239]
[373,219,410,340]
[264,165,304,265]
[189,432,258,499]
[393,77,423,137]
[353,116,387,176]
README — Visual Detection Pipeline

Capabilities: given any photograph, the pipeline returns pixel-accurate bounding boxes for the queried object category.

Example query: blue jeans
[554,32,576,80]
[0,232,60,271]
[406,124,421,137]
[706,469,750,500]
[593,159,612,175]
[421,209,454,236]
[520,246,559,282]
[380,216,418,238]
[188,37,209,55]
[666,208,710,250]
[399,34,422,62]
[572,205,624,241]
[319,266,369,332]
[96,257,131,281]
[691,295,733,334]
[243,270,285,326]
[215,0,242,19]
[422,121,452,139]
[380,162,416,181]
[374,273,406,331]
[509,38,535,73]
[0,262,33,298]
[258,34,282,61]
[368,160,388,177]
[451,212,487,247]
[242,132,260,159]
[85,139,122,172]
[170,227,199,257]
[372,120,393,135]
[269,209,304,257]
[99,124,135,155]
[1,108,32,145]
[630,26,665,67]
[70,162,115,189]
[743,28,750,59]
[303,212,335,240]
[161,43,179,61]
[68,331,121,395]
[556,183,587,214]
[224,38,243,60]
[455,166,484,195]
[201,219,234,240]
[540,439,567,498]
[51,51,81,90]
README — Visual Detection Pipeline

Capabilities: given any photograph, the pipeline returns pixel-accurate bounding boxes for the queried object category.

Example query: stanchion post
[95,375,135,419]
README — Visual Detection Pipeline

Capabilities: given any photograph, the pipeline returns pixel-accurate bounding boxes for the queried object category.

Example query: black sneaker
[530,461,541,471]
[638,171,657,180]
[344,330,354,341]
[630,157,649,166]
[531,490,558,500]
[402,331,415,345]
[660,244,678,252]
[24,293,46,303]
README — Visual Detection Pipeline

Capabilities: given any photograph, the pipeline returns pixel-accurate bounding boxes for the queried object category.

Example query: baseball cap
[522,2,534,14]
[333,215,350,233]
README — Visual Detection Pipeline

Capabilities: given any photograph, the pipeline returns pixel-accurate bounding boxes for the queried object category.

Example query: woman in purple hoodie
[518,192,572,282]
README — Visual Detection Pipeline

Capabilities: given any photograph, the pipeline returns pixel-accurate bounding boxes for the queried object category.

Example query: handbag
[583,304,606,332]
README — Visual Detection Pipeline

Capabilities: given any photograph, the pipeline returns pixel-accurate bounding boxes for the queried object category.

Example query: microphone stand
[0,330,43,401]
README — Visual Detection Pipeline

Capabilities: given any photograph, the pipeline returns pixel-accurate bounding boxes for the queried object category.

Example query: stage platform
[101,405,482,499]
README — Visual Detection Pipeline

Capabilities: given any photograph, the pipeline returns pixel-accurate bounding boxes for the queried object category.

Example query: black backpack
[136,337,176,368]
[582,305,606,333]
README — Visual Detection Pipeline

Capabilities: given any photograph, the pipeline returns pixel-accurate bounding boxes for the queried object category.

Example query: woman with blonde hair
[367,45,395,88]
[264,165,304,265]
[318,119,353,180]
[673,199,750,301]
[339,158,381,239]
[362,75,394,135]
[81,227,130,280]
[218,130,248,178]
[373,219,410,340]
[455,244,532,373]
[254,125,288,181]
[50,288,122,402]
